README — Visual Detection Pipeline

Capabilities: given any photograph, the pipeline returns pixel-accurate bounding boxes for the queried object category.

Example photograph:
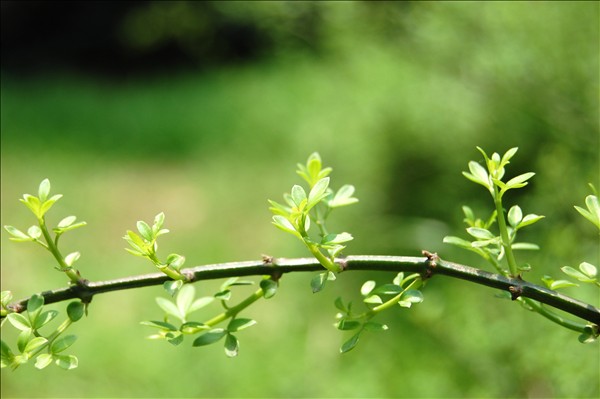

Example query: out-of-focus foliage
[1,1,598,398]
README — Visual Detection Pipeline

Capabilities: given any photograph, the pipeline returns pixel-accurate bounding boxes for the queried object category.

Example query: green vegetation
[1,2,598,398]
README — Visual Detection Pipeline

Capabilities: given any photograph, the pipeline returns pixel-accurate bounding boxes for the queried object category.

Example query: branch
[3,255,599,325]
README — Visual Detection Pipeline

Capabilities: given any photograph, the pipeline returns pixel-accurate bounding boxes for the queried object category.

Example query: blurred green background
[1,1,599,398]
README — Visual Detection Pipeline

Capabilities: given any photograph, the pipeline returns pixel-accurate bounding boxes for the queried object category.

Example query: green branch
[3,255,599,326]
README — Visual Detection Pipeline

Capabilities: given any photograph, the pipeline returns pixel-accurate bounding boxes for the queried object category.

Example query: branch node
[508,285,523,301]
[337,257,348,272]
[421,250,439,280]
[261,254,275,265]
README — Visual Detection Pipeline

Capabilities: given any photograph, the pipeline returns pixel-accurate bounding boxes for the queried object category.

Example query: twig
[3,255,599,325]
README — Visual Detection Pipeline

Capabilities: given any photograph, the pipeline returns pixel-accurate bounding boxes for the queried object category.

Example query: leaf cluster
[334,272,423,353]
[1,293,84,370]
[269,152,358,276]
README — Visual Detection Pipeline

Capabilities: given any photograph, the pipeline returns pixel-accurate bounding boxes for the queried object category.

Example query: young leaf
[363,295,383,304]
[24,336,48,353]
[176,284,196,317]
[163,280,184,297]
[33,310,59,329]
[181,322,209,334]
[39,195,63,217]
[335,319,361,331]
[360,280,376,296]
[7,313,31,331]
[55,354,78,370]
[463,161,491,192]
[363,322,389,332]
[272,215,300,238]
[137,221,153,242]
[156,297,182,321]
[4,226,33,242]
[27,225,42,239]
[189,297,215,313]
[291,185,307,207]
[311,272,328,293]
[329,185,359,208]
[224,333,239,357]
[227,318,257,332]
[503,172,535,191]
[38,179,51,202]
[50,335,77,354]
[561,266,596,283]
[57,216,77,229]
[579,262,597,279]
[340,332,361,353]
[466,227,495,240]
[34,353,54,370]
[64,252,81,267]
[67,301,85,322]
[307,177,330,209]
[507,206,523,228]
[193,329,227,347]
[140,320,179,331]
[575,195,600,229]
[166,253,185,270]
[260,279,278,299]
[27,294,44,316]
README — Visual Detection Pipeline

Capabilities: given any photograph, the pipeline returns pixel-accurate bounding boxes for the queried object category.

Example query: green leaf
[39,194,63,217]
[54,221,87,234]
[57,216,77,229]
[27,225,42,240]
[268,199,292,217]
[260,279,278,299]
[574,195,600,229]
[193,329,227,347]
[34,353,53,370]
[4,225,33,242]
[153,212,165,234]
[334,297,347,313]
[181,321,209,334]
[189,297,215,313]
[1,340,15,368]
[17,330,32,353]
[64,252,81,267]
[443,236,474,249]
[579,262,597,279]
[33,310,59,329]
[166,253,186,270]
[372,284,403,295]
[156,297,182,321]
[561,266,596,283]
[176,284,196,316]
[463,161,491,191]
[335,319,361,331]
[137,221,153,241]
[24,336,47,353]
[140,320,179,331]
[549,280,578,290]
[511,243,540,251]
[507,206,522,228]
[360,280,376,296]
[50,335,76,354]
[311,272,328,293]
[363,295,383,304]
[228,318,257,332]
[517,214,545,229]
[363,322,389,332]
[67,301,85,322]
[55,354,78,370]
[504,172,535,190]
[291,185,307,207]
[329,185,359,208]
[466,227,495,240]
[7,313,32,331]
[163,280,184,297]
[340,332,361,353]
[27,294,44,316]
[399,290,424,308]
[1,291,12,307]
[224,333,239,357]
[272,215,300,238]
[38,179,51,202]
[501,147,519,166]
[307,177,330,209]
[20,194,41,217]
[321,232,354,245]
